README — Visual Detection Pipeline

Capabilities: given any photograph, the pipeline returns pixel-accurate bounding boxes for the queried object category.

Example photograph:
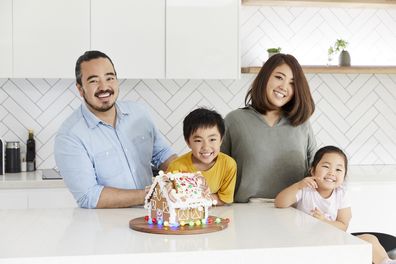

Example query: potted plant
[267,47,281,58]
[328,39,351,66]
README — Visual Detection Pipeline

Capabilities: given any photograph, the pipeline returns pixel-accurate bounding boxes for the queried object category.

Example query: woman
[221,53,316,202]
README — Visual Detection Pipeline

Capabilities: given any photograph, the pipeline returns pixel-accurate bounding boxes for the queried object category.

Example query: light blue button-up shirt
[54,101,175,208]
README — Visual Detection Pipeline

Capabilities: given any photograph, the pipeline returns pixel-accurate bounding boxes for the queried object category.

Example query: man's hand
[144,185,151,195]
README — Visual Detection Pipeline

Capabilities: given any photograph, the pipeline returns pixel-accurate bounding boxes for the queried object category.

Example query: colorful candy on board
[144,216,229,227]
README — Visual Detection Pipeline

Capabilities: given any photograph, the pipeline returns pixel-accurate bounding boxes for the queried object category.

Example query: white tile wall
[1,73,396,168]
[241,5,396,67]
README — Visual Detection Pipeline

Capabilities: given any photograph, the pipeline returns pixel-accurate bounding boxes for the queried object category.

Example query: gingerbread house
[144,171,214,226]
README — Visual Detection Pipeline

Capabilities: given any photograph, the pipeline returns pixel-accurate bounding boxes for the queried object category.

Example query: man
[54,50,176,208]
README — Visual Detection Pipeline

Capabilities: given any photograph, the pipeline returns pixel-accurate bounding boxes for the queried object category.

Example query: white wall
[241,5,396,67]
[1,5,396,168]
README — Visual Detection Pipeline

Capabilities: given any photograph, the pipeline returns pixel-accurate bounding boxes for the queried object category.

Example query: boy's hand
[297,176,318,189]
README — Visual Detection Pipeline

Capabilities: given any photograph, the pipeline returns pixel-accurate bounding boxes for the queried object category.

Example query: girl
[221,53,316,202]
[275,145,396,264]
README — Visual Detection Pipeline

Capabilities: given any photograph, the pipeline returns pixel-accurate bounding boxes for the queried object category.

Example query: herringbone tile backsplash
[1,5,396,168]
[1,73,396,168]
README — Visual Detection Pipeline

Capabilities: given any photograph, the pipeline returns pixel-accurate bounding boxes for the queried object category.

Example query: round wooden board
[129,216,228,235]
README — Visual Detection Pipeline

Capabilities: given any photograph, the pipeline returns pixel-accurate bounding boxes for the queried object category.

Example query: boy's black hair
[183,108,225,141]
[311,145,348,176]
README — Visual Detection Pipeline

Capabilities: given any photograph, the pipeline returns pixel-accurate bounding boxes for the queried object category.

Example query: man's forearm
[96,187,145,208]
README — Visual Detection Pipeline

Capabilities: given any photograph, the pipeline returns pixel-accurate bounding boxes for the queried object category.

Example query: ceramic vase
[339,50,351,66]
[267,51,280,59]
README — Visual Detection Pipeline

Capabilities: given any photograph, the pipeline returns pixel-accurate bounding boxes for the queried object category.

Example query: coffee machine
[5,141,21,173]
[0,138,4,175]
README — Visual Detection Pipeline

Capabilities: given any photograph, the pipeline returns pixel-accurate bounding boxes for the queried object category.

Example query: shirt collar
[81,101,129,129]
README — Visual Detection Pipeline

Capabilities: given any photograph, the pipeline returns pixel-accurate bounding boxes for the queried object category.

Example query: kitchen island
[0,203,370,264]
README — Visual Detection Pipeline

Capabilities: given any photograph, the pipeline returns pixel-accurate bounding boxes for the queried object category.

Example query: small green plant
[267,47,282,53]
[328,39,348,56]
[327,39,348,65]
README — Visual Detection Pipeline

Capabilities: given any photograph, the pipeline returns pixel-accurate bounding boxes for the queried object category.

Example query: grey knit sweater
[221,107,317,202]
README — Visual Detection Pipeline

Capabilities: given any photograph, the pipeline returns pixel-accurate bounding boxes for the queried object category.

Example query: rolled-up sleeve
[54,132,103,208]
[135,103,175,169]
[151,125,175,168]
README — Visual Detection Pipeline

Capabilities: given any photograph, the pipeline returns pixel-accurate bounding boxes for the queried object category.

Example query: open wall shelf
[242,66,396,74]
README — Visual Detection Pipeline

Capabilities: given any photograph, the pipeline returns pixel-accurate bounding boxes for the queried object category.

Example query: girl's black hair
[311,145,348,176]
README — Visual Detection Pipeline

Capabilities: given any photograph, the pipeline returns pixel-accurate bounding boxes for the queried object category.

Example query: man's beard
[83,89,116,112]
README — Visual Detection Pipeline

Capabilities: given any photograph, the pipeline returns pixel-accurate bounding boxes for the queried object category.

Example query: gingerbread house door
[156,208,164,222]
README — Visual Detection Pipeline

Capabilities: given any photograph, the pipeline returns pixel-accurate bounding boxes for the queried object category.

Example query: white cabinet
[13,0,90,78]
[0,0,12,77]
[0,188,76,209]
[166,0,240,79]
[348,182,396,236]
[3,0,240,79]
[91,0,165,79]
[0,189,28,209]
[28,188,76,208]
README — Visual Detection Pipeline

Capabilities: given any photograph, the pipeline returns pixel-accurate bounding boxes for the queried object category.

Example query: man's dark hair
[183,108,225,141]
[75,50,116,86]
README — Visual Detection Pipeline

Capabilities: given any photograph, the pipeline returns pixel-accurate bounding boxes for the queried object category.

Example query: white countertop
[0,170,65,189]
[0,203,370,264]
[347,165,396,185]
[1,165,395,190]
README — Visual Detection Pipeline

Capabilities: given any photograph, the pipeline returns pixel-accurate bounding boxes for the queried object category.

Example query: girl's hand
[297,176,318,189]
[311,207,326,221]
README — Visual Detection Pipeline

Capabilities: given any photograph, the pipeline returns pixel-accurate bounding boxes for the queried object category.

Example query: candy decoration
[225,218,230,223]
[215,217,221,224]
[180,221,186,226]
[143,171,215,227]
[164,221,169,227]
[148,219,153,224]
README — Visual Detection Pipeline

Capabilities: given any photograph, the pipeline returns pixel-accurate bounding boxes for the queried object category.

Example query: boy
[167,108,236,205]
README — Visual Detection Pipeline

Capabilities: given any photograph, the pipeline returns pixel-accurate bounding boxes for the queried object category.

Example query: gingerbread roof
[144,171,214,210]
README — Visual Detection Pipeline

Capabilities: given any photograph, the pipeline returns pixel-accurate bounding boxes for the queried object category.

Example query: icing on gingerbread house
[144,171,214,226]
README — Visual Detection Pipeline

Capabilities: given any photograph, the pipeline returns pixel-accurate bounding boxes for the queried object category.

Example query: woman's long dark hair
[245,53,315,126]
